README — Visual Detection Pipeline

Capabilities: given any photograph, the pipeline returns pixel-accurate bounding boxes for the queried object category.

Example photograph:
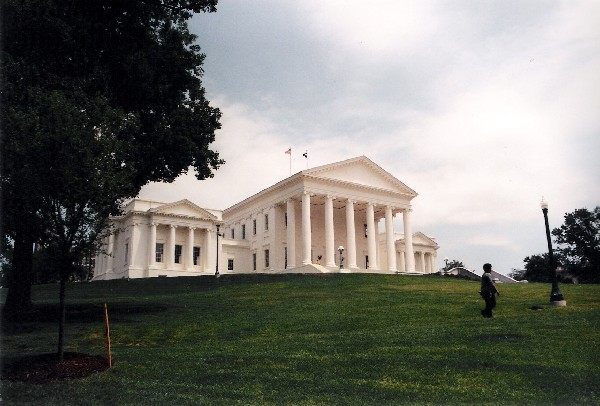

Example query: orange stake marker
[103,303,112,368]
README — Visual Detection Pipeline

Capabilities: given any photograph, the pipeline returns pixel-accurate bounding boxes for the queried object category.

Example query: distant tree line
[510,207,600,284]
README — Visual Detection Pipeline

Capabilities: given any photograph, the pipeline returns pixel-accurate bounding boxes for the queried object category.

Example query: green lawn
[1,274,599,405]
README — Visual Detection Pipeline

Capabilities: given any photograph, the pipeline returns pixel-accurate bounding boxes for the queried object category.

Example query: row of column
[287,192,415,273]
[398,250,436,273]
[147,223,213,271]
[417,251,436,273]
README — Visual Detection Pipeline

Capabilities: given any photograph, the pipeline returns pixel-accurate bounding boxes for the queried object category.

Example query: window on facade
[156,243,164,262]
[174,244,182,264]
[284,247,287,269]
[285,213,287,227]
[242,224,246,239]
[227,259,234,271]
[193,246,200,265]
[253,219,257,235]
[231,228,235,239]
[253,253,257,271]
[125,243,129,264]
[264,249,270,268]
[264,214,269,231]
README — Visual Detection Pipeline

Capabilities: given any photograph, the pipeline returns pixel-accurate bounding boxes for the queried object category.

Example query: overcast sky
[140,0,600,274]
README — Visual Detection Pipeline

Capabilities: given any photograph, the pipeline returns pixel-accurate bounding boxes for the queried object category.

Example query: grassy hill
[1,274,599,405]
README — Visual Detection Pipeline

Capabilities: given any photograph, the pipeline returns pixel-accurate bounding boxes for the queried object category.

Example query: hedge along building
[92,156,439,280]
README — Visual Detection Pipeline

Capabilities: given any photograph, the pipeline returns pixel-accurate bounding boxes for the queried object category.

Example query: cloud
[144,0,600,274]
[466,234,519,250]
[300,0,438,56]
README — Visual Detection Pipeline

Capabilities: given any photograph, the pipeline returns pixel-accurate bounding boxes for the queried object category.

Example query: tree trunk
[57,276,67,362]
[3,229,34,320]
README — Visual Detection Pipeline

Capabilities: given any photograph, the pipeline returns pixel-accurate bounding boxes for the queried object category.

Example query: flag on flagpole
[285,147,292,176]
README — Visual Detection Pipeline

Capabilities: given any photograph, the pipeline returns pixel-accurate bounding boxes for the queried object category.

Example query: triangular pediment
[412,232,439,248]
[394,232,438,249]
[150,199,217,220]
[304,156,417,197]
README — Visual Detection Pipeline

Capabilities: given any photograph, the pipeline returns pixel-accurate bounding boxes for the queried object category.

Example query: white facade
[93,156,438,280]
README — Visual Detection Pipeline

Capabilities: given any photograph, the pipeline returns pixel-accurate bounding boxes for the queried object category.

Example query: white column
[129,223,138,269]
[107,234,114,274]
[345,199,357,269]
[429,253,434,273]
[148,223,157,267]
[366,203,378,270]
[403,208,416,273]
[385,206,397,272]
[325,195,336,267]
[420,251,426,273]
[168,225,176,267]
[286,199,296,268]
[204,228,213,272]
[301,192,312,265]
[97,243,104,277]
[217,226,223,273]
[186,227,195,270]
[398,249,406,273]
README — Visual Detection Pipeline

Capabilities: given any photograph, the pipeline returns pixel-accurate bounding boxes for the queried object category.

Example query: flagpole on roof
[285,147,292,176]
[303,150,308,169]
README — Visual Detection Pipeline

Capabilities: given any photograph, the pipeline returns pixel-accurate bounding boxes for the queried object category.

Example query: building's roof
[224,156,417,216]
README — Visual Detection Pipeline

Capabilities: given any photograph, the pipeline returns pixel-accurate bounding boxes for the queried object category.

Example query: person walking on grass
[480,263,500,318]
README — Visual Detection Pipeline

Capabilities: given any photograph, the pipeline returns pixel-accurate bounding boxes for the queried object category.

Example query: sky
[140,0,600,275]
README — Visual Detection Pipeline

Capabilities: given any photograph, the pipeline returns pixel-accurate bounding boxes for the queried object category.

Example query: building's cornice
[224,157,416,221]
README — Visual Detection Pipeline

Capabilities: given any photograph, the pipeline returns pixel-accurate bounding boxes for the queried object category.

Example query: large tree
[553,207,600,283]
[1,0,223,333]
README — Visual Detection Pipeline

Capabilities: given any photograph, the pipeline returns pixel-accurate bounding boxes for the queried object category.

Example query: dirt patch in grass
[1,352,109,383]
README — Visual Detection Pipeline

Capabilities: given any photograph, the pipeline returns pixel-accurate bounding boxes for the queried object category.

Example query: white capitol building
[93,156,439,280]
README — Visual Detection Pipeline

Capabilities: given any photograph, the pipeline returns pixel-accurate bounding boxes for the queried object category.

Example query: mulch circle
[1,352,109,383]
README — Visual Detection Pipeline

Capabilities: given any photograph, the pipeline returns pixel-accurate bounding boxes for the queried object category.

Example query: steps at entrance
[279,264,411,275]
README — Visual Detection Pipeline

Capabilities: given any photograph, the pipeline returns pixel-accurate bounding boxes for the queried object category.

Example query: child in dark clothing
[480,263,500,318]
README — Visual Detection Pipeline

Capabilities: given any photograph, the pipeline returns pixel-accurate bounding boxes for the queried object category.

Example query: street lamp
[540,198,566,306]
[338,246,344,270]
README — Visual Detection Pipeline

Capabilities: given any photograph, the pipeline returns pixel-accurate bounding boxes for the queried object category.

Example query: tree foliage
[552,207,600,283]
[519,253,553,283]
[443,259,464,271]
[521,206,600,283]
[1,0,222,330]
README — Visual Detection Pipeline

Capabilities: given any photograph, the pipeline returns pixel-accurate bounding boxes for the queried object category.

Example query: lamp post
[444,257,449,272]
[540,198,566,305]
[338,246,344,270]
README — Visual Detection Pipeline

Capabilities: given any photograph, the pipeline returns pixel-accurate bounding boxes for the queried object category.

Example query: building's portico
[222,156,428,273]
[93,199,222,280]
